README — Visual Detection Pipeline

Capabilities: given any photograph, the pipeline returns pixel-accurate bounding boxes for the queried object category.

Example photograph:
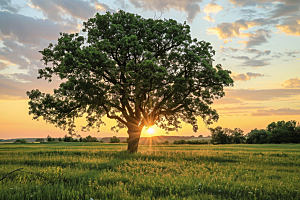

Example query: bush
[161,140,169,144]
[110,136,121,143]
[14,139,27,144]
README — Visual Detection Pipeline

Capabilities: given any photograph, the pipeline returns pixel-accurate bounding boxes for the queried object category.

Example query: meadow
[0,143,300,200]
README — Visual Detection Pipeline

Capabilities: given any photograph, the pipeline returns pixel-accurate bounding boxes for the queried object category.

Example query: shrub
[110,136,121,143]
[14,139,27,144]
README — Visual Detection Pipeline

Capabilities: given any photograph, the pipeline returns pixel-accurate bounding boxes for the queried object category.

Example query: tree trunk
[127,125,142,153]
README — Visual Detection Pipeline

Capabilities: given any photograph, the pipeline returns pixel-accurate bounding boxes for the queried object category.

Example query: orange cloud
[281,77,300,88]
[203,14,214,22]
[276,20,300,36]
[252,108,300,116]
[231,72,265,81]
[207,20,256,39]
[203,3,223,13]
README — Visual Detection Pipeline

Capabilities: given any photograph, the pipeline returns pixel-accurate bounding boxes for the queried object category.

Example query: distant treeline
[173,140,209,145]
[210,120,300,145]
[44,135,126,143]
[45,135,102,143]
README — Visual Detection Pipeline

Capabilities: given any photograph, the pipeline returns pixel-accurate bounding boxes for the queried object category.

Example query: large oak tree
[27,10,233,152]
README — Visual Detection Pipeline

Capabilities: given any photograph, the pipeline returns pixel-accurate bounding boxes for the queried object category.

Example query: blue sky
[0,0,299,139]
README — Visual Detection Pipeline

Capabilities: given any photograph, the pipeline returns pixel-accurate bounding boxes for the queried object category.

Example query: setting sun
[147,127,154,134]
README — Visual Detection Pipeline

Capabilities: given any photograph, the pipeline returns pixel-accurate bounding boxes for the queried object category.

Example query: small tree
[63,135,74,142]
[27,10,233,152]
[47,135,54,142]
[35,138,44,142]
[209,127,230,144]
[230,128,245,144]
[110,136,121,143]
[161,140,169,144]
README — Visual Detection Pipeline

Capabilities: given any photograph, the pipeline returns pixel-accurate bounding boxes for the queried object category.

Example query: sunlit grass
[1,143,300,199]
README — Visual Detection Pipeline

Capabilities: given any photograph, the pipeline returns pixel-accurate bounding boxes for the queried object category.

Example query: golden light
[147,127,154,134]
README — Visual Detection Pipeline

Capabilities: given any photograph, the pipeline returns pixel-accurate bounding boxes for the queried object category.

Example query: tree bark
[127,124,142,153]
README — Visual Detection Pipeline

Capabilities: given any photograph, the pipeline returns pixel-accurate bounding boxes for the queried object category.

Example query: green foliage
[210,127,245,145]
[1,143,300,199]
[267,120,300,143]
[246,120,300,144]
[35,138,45,142]
[13,139,27,144]
[26,10,233,140]
[246,129,270,144]
[46,135,55,142]
[85,135,98,142]
[110,136,121,143]
[63,135,74,142]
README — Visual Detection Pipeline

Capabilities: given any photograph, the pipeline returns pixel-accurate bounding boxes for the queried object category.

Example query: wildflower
[248,192,253,194]
[199,183,202,186]
[90,198,93,200]
[218,190,221,192]
[10,188,13,189]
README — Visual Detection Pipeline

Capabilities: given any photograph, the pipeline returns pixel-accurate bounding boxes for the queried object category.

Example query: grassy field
[0,143,300,200]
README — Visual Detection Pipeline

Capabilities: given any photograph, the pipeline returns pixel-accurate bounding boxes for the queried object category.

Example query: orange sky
[0,0,300,139]
[0,99,299,139]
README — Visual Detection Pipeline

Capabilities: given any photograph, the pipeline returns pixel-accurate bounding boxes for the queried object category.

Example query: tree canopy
[27,10,233,152]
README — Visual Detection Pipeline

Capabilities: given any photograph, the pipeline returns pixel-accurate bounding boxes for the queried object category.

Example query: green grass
[1,143,300,199]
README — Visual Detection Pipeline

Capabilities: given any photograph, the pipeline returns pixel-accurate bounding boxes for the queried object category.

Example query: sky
[0,0,299,139]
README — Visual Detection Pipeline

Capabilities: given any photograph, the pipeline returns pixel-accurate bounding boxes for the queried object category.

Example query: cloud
[0,0,20,13]
[114,0,129,9]
[231,72,265,81]
[202,2,223,13]
[94,2,116,13]
[208,18,277,39]
[285,51,299,57]
[242,59,270,67]
[29,0,101,22]
[271,3,300,18]
[213,98,243,105]
[231,56,250,60]
[203,14,214,22]
[281,77,300,88]
[225,88,300,101]
[238,29,272,47]
[252,108,300,116]
[229,0,300,7]
[0,71,62,100]
[0,39,43,70]
[208,19,250,39]
[217,106,266,111]
[0,61,9,70]
[223,39,232,44]
[0,11,77,45]
[276,16,300,36]
[128,0,202,23]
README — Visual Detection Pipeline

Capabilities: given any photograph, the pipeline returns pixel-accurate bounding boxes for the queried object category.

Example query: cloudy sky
[0,0,299,139]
